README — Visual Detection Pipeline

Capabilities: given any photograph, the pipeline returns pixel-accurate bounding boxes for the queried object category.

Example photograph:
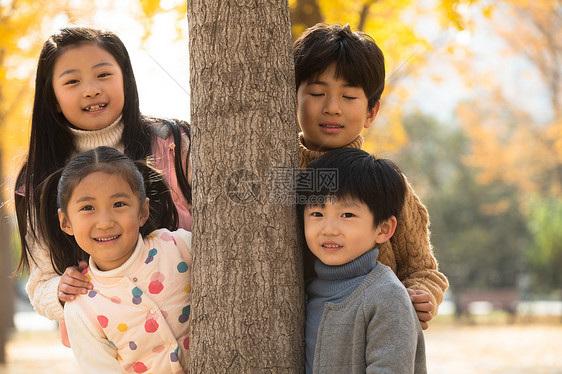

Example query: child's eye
[64,79,79,85]
[342,212,355,218]
[98,72,111,78]
[310,93,324,97]
[308,211,323,217]
[343,95,357,100]
[80,205,94,211]
[114,201,126,208]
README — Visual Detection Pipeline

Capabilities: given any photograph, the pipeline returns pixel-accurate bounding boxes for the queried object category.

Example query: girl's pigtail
[14,165,32,273]
[38,170,86,275]
[134,161,179,235]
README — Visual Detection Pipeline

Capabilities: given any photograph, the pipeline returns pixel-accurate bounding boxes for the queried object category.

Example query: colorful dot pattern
[79,229,191,373]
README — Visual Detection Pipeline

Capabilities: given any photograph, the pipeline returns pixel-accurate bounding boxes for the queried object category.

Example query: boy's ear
[58,209,74,236]
[139,198,150,227]
[364,101,380,129]
[375,216,397,244]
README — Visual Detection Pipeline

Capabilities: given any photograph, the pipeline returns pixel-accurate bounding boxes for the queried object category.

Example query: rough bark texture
[187,1,304,372]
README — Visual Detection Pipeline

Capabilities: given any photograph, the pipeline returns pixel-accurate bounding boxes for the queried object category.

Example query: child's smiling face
[297,63,379,151]
[58,171,149,271]
[304,197,390,266]
[52,43,124,131]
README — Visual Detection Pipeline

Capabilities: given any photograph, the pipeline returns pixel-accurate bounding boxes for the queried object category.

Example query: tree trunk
[187,1,304,372]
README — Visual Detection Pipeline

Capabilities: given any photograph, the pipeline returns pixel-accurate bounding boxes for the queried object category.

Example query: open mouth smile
[83,104,107,112]
[321,243,343,253]
[94,235,120,242]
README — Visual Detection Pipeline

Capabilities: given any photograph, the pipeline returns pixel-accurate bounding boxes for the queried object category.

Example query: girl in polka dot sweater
[38,146,191,374]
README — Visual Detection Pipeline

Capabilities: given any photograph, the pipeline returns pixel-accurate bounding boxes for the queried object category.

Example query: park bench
[456,288,519,319]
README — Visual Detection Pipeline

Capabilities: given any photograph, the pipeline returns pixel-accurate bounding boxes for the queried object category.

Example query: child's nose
[83,83,101,98]
[96,210,115,229]
[321,217,339,235]
[323,96,342,115]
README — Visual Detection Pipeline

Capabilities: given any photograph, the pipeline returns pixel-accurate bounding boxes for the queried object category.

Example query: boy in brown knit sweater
[293,23,448,329]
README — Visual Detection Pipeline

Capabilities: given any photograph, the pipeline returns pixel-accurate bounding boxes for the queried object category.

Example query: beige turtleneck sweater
[298,133,449,314]
[70,115,124,155]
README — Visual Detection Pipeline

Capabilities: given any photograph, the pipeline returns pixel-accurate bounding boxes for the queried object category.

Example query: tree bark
[187,1,304,372]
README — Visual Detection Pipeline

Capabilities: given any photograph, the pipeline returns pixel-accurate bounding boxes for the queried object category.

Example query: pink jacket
[151,127,192,231]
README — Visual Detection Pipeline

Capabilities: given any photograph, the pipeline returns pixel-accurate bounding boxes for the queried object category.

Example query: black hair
[15,26,191,272]
[38,146,178,275]
[293,23,385,111]
[297,148,406,227]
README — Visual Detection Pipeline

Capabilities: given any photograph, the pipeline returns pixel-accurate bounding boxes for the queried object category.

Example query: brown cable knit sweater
[299,133,449,314]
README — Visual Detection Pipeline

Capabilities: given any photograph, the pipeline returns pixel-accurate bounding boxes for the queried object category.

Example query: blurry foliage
[138,0,187,40]
[525,196,562,293]
[460,1,562,197]
[391,114,530,293]
[456,1,562,294]
[0,0,74,194]
[459,93,559,195]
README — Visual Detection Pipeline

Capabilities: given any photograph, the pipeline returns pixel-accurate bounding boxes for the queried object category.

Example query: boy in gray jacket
[298,148,426,373]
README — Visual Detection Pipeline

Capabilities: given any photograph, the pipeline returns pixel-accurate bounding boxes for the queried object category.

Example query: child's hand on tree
[58,261,92,305]
[407,288,433,330]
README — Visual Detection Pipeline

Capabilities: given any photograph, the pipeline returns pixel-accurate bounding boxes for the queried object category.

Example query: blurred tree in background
[526,197,562,294]
[456,1,562,297]
[392,114,531,297]
[1,0,77,189]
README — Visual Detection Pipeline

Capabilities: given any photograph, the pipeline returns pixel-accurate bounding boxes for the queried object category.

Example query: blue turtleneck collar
[315,248,379,281]
[308,249,379,298]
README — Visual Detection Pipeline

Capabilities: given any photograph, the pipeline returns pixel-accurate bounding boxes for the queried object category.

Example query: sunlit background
[1,0,561,372]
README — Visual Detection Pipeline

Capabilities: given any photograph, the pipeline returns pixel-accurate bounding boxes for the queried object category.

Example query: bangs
[304,44,365,88]
[333,52,365,88]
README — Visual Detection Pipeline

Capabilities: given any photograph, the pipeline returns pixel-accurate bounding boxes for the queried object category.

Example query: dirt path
[425,323,562,374]
[0,330,78,373]
[2,323,562,373]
